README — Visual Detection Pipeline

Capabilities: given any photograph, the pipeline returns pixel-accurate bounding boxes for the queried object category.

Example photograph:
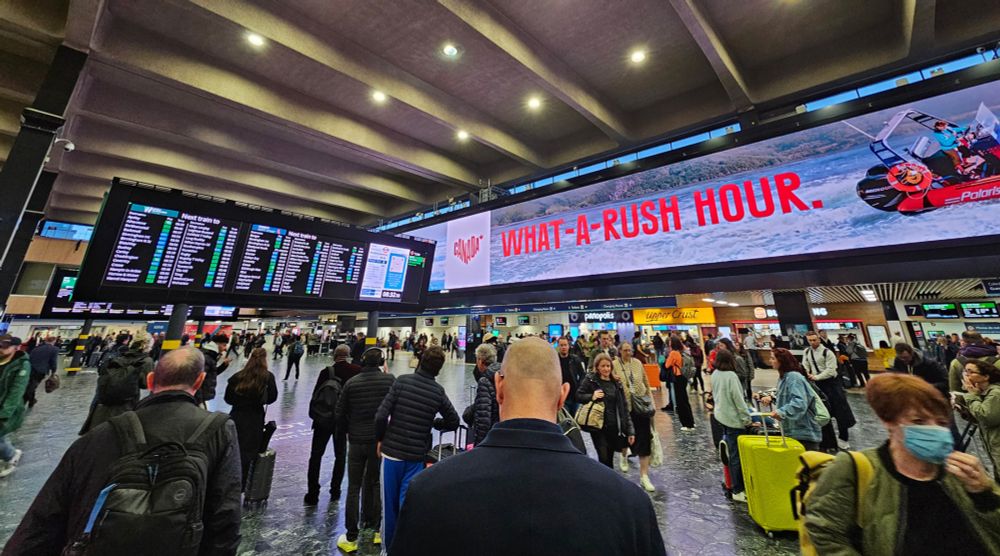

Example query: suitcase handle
[749,411,787,448]
[437,425,469,459]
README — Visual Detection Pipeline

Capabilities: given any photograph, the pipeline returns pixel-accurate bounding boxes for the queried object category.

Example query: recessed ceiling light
[715,300,728,305]
[527,96,542,110]
[246,32,265,47]
[728,302,740,307]
[629,49,647,64]
[372,90,387,103]
[442,43,459,57]
[456,129,469,141]
[701,298,715,303]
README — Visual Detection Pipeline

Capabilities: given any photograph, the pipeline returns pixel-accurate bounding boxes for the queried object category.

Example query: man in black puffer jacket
[472,346,501,446]
[374,345,458,551]
[333,348,395,552]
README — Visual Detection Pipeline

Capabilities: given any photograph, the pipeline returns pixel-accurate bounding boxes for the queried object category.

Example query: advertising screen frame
[401,63,1000,305]
[76,180,435,313]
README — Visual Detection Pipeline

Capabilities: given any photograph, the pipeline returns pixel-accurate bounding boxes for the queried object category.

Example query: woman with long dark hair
[759,348,823,450]
[225,347,278,487]
[666,336,696,431]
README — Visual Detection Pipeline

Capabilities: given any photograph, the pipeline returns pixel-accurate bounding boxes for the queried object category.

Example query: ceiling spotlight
[701,298,715,303]
[456,129,470,141]
[246,32,265,47]
[629,49,647,64]
[715,300,728,305]
[728,302,740,307]
[372,90,387,103]
[442,43,459,57]
[527,96,542,110]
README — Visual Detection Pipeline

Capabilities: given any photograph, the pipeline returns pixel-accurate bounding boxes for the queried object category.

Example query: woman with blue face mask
[804,373,1000,555]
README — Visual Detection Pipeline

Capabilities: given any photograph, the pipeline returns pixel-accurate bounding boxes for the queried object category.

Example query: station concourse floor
[0,347,889,555]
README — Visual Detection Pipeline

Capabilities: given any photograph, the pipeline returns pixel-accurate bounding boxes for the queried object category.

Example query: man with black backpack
[285,336,304,380]
[334,347,395,552]
[304,345,359,505]
[7,347,242,555]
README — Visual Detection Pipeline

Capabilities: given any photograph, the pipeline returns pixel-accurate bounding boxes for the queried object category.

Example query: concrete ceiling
[12,0,1000,227]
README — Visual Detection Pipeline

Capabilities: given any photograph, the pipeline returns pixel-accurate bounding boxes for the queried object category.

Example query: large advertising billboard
[413,79,1000,291]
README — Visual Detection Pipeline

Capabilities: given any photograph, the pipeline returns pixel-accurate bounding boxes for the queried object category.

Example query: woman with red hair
[759,348,823,450]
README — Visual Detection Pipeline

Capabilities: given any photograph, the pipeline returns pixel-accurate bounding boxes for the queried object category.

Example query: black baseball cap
[0,334,22,347]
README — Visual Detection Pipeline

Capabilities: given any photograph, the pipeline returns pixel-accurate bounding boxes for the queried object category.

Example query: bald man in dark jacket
[391,338,665,556]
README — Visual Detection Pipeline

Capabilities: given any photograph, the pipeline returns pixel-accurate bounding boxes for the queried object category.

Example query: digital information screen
[38,268,240,320]
[76,181,435,312]
[961,301,1000,319]
[922,303,960,319]
[39,220,94,241]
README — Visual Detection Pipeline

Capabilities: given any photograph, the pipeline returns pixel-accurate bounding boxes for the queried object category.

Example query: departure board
[75,180,435,312]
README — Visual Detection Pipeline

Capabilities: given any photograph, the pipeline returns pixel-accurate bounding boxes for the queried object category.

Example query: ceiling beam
[666,0,753,111]
[53,149,378,225]
[91,25,483,191]
[75,78,444,206]
[181,0,545,169]
[901,0,937,57]
[43,207,98,224]
[437,0,631,144]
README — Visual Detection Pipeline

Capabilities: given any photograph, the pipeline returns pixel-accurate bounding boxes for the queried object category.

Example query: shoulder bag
[574,377,605,432]
[621,358,655,417]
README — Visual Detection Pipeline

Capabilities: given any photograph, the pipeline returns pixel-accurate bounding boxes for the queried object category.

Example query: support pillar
[162,303,189,355]
[66,318,92,373]
[773,291,814,349]
[195,320,205,347]
[466,315,483,364]
[366,311,379,346]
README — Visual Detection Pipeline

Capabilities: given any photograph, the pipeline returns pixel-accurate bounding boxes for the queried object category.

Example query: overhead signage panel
[412,80,1000,293]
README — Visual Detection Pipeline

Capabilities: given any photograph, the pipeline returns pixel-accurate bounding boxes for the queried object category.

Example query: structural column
[195,320,205,347]
[773,291,814,346]
[65,318,93,373]
[366,311,379,346]
[162,303,189,355]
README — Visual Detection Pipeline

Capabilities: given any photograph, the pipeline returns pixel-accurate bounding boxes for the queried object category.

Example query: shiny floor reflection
[0,348,894,554]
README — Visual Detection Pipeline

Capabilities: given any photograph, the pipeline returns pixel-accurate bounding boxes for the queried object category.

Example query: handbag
[574,398,605,433]
[808,383,832,427]
[621,358,655,417]
[408,357,419,369]
[44,373,61,393]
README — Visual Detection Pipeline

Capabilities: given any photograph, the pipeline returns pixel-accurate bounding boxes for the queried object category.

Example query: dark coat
[472,363,500,445]
[391,419,665,556]
[335,366,396,443]
[575,373,635,438]
[27,342,59,376]
[79,349,153,435]
[374,368,459,461]
[198,345,229,404]
[224,371,278,481]
[5,391,242,556]
[890,353,949,396]
[559,354,586,392]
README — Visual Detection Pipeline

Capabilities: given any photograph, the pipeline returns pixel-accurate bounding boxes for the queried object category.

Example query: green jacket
[964,383,1000,477]
[0,351,31,435]
[804,444,1000,555]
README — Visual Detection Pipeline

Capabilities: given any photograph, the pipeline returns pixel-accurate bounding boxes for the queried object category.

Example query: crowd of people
[2,322,1000,555]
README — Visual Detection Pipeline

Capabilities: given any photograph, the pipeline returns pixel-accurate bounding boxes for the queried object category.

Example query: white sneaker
[680,427,695,432]
[0,449,22,478]
[731,491,748,503]
[837,439,851,451]
[640,475,656,492]
[618,455,630,473]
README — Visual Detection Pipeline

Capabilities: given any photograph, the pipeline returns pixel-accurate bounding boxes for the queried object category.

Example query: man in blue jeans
[0,335,29,478]
[374,345,458,552]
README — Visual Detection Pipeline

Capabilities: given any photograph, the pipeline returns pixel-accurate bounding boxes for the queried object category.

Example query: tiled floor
[0,348,892,555]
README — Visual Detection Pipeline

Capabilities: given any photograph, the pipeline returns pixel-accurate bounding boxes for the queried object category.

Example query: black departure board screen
[75,180,435,312]
[961,302,1000,319]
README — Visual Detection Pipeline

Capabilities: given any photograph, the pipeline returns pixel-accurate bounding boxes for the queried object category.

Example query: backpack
[98,355,146,406]
[557,406,586,454]
[807,383,832,427]
[308,377,342,429]
[681,353,697,380]
[291,342,304,357]
[67,411,229,556]
[793,451,873,556]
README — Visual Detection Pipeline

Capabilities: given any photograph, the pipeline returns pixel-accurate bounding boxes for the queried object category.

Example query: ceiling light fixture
[372,90,387,103]
[701,298,715,303]
[456,129,469,141]
[442,43,459,57]
[246,32,265,47]
[728,302,740,307]
[527,96,542,110]
[629,49,647,64]
[715,300,728,305]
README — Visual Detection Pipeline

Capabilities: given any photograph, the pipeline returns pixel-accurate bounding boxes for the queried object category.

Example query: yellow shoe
[373,532,382,545]
[336,534,358,553]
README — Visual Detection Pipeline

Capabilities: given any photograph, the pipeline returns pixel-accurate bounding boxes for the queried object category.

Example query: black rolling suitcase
[426,425,467,467]
[244,420,278,509]
[87,350,103,368]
